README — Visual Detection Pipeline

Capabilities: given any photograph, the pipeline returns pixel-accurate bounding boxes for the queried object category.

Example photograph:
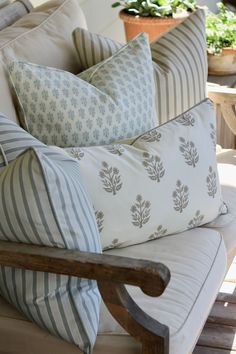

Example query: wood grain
[98,281,169,354]
[197,324,236,350]
[0,240,170,297]
[207,84,236,148]
[0,240,170,354]
[194,346,236,354]
[207,302,236,327]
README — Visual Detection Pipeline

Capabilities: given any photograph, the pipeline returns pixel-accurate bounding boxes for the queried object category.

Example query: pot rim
[119,9,188,24]
[208,47,236,56]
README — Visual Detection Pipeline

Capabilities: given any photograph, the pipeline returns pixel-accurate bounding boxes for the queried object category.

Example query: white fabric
[101,228,227,354]
[204,150,236,266]
[0,0,87,122]
[0,227,226,354]
[60,99,225,250]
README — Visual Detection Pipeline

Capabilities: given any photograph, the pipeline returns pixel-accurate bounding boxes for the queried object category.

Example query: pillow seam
[0,0,74,51]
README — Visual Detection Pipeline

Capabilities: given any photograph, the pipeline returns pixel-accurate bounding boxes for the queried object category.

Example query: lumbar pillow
[0,113,69,173]
[7,33,156,147]
[73,8,207,125]
[0,147,101,353]
[54,99,226,250]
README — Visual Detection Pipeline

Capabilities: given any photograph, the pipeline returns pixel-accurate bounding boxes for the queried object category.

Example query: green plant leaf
[112,2,121,7]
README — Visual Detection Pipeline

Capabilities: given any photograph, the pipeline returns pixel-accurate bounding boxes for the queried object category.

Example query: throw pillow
[0,0,87,122]
[56,99,226,250]
[0,113,68,173]
[7,33,156,147]
[73,8,207,124]
[0,147,101,353]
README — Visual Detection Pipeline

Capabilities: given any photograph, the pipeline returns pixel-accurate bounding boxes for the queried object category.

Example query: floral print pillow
[7,33,156,148]
[55,99,227,250]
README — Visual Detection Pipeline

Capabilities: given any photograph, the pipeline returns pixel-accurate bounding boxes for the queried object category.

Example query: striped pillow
[0,113,69,172]
[73,8,207,124]
[0,147,101,353]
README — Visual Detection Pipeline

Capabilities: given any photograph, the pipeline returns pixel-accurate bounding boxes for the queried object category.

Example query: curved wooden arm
[0,240,170,353]
[98,282,169,354]
[0,240,170,297]
[207,84,236,136]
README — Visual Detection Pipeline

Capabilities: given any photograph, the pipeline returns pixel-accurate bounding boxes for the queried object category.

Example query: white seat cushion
[0,228,226,354]
[204,149,236,266]
[101,228,226,354]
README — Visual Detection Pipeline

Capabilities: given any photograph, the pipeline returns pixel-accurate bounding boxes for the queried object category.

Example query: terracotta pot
[208,48,236,76]
[119,9,187,43]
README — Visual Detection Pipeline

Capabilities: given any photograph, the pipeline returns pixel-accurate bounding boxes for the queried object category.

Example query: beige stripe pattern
[73,8,207,124]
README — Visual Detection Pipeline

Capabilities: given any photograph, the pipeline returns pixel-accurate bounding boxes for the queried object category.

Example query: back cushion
[0,0,87,123]
[73,8,207,125]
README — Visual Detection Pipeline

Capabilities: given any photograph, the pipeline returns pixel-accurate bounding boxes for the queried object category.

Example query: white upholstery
[102,228,226,354]
[209,150,236,266]
[0,227,226,354]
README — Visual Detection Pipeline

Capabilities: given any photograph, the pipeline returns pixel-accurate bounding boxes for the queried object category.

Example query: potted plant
[112,0,196,42]
[206,2,236,75]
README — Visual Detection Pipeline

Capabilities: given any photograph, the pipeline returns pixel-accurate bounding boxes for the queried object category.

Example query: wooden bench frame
[0,86,235,354]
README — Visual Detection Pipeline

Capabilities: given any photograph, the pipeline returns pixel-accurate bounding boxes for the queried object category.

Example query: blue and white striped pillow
[0,113,69,172]
[0,147,101,353]
[73,8,207,125]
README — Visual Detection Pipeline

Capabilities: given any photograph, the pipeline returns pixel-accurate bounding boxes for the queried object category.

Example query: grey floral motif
[140,129,161,143]
[177,112,195,126]
[103,238,123,251]
[188,210,204,229]
[206,166,217,198]
[149,225,167,240]
[99,161,122,195]
[8,33,155,148]
[131,195,151,228]
[95,210,104,233]
[173,180,189,213]
[179,137,199,167]
[142,152,165,182]
[210,123,216,151]
[70,148,85,161]
[105,144,125,156]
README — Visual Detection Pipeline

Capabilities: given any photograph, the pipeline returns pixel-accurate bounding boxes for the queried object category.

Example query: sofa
[0,1,236,354]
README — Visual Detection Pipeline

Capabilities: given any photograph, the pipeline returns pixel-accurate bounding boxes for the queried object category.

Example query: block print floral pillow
[53,99,227,250]
[7,33,156,148]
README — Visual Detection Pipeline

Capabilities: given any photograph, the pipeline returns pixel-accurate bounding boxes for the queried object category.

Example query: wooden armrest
[0,240,170,297]
[207,84,236,105]
[0,240,170,354]
[207,84,236,136]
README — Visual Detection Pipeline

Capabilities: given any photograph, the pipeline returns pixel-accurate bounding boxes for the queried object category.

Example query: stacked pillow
[0,0,87,122]
[54,99,227,250]
[73,8,207,124]
[7,33,157,147]
[0,114,101,354]
[0,5,226,351]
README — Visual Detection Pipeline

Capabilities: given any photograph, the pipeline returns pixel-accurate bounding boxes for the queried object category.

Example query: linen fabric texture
[57,99,226,250]
[0,0,87,122]
[0,116,102,353]
[7,33,156,147]
[73,8,207,124]
[0,113,69,173]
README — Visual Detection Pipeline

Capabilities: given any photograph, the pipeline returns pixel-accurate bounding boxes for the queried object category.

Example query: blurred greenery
[206,2,236,54]
[112,0,196,17]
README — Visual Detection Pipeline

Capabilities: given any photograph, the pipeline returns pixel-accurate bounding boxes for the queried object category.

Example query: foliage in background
[206,2,236,54]
[112,0,196,17]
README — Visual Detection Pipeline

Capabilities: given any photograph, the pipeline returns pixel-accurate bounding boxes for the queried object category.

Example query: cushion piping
[171,230,225,337]
[0,0,72,51]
